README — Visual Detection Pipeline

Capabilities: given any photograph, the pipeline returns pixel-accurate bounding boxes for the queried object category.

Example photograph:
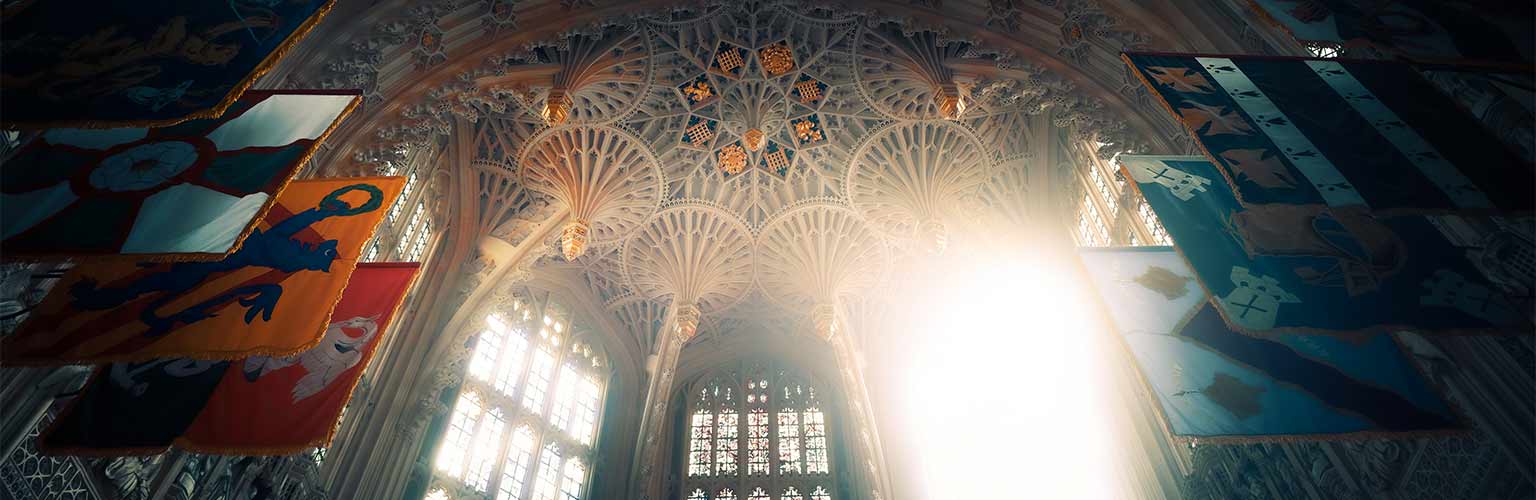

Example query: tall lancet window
[429,293,609,500]
[683,361,838,500]
[365,145,438,263]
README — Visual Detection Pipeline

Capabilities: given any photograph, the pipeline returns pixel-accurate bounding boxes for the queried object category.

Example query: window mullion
[515,316,543,415]
[706,407,718,479]
[483,406,513,499]
[736,378,747,494]
[546,340,569,426]
[768,382,779,483]
[525,432,546,500]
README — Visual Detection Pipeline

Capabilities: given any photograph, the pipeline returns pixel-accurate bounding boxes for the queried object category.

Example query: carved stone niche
[102,455,165,500]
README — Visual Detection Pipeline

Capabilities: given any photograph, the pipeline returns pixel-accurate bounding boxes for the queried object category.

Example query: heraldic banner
[1123,52,1533,215]
[1,177,406,366]
[180,262,418,454]
[1247,0,1533,63]
[39,263,420,455]
[1078,247,1462,441]
[2,91,361,261]
[1120,155,1528,337]
[0,0,336,129]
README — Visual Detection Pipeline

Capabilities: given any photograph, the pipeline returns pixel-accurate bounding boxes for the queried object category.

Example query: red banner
[176,262,419,454]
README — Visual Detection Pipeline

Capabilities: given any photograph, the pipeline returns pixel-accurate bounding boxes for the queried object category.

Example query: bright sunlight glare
[897,251,1121,499]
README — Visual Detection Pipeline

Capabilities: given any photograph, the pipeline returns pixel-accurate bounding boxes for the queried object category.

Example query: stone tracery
[516,125,664,260]
[0,2,1529,500]
[243,2,1281,500]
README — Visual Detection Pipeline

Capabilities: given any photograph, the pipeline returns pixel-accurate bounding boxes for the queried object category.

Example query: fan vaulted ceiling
[294,0,1199,349]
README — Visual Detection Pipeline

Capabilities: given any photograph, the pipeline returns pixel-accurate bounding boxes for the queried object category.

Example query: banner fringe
[175,263,421,456]
[2,93,363,264]
[0,0,339,130]
[1073,249,1474,445]
[1115,162,1531,339]
[1120,52,1534,217]
[34,264,421,458]
[0,176,405,367]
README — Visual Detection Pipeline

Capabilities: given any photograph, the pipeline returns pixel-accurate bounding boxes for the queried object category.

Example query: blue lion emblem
[69,183,385,337]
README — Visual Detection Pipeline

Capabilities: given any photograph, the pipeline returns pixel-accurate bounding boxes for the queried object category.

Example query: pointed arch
[680,358,839,499]
[429,288,611,499]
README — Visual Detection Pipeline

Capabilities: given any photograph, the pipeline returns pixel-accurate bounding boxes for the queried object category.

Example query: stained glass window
[681,361,836,499]
[366,145,437,263]
[1136,198,1172,246]
[469,316,505,382]
[777,410,801,474]
[431,292,608,499]
[524,348,555,412]
[1090,165,1117,214]
[397,202,426,257]
[560,459,585,500]
[717,410,740,475]
[388,172,419,223]
[467,409,506,490]
[436,392,482,478]
[496,335,529,396]
[405,218,433,262]
[689,408,715,476]
[576,377,601,445]
[551,364,582,433]
[363,242,381,262]
[1076,193,1109,246]
[497,427,536,500]
[532,444,562,500]
[804,405,828,474]
[1307,44,1341,58]
[748,408,770,475]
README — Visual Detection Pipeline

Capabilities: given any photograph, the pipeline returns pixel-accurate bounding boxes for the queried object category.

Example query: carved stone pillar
[631,301,699,499]
[0,366,91,461]
[825,315,895,500]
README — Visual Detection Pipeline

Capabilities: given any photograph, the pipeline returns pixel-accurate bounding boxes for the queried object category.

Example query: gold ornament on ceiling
[543,88,574,125]
[935,83,966,120]
[717,143,748,175]
[675,303,702,342]
[743,128,765,151]
[685,119,715,147]
[793,76,824,104]
[714,44,745,76]
[762,147,791,174]
[682,80,714,103]
[758,43,796,77]
[794,118,823,143]
[561,219,591,261]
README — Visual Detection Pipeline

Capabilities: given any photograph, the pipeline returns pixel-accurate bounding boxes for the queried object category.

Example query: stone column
[820,302,897,500]
[0,366,91,461]
[631,301,699,499]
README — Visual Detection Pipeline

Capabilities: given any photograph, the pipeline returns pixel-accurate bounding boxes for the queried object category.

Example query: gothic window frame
[680,360,839,500]
[428,290,612,500]
[364,145,439,263]
[1075,142,1172,247]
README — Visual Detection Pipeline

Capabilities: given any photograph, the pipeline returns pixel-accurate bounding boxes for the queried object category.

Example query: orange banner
[2,177,405,365]
[178,262,418,454]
